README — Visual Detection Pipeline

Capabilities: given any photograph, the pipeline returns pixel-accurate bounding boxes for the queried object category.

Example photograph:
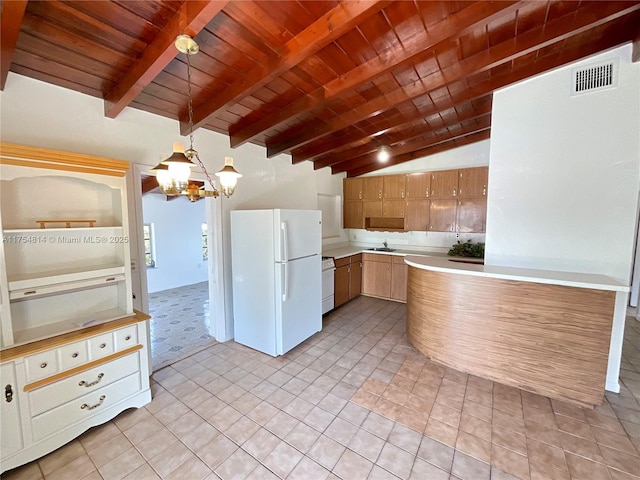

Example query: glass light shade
[158,142,194,193]
[151,162,181,195]
[167,162,191,191]
[215,157,242,197]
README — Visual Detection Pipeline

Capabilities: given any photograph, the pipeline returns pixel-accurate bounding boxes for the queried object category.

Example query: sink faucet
[383,240,388,248]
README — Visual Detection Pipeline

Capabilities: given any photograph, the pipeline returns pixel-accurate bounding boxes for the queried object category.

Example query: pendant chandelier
[152,35,241,201]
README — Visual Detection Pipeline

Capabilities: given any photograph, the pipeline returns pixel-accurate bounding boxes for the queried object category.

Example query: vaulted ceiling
[2,1,639,177]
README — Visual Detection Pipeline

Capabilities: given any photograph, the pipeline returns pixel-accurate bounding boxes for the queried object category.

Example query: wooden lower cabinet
[391,256,408,302]
[349,255,362,300]
[334,259,350,308]
[362,253,408,301]
[333,254,362,309]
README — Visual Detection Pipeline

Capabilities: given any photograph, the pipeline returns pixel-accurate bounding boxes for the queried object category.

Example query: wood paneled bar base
[405,256,629,408]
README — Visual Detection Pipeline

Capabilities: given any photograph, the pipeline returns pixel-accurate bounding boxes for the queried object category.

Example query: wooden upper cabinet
[457,198,487,232]
[383,175,405,199]
[362,177,383,200]
[430,171,459,199]
[362,200,382,218]
[458,167,488,198]
[406,173,431,198]
[344,200,363,229]
[406,199,429,231]
[382,200,405,218]
[344,178,363,200]
[429,199,457,232]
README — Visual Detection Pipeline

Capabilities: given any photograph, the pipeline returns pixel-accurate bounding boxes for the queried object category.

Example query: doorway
[127,165,226,371]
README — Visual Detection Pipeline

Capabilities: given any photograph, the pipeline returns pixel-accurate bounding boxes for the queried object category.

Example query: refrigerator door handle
[281,221,289,262]
[282,262,289,302]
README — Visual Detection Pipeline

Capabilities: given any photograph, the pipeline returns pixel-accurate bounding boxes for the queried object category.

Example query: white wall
[0,73,346,340]
[142,194,207,293]
[348,140,490,253]
[485,44,640,284]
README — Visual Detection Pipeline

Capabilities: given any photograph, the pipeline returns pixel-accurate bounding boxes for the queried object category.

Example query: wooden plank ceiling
[2,1,639,177]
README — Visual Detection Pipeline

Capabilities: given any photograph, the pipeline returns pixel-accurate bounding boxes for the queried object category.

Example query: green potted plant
[447,240,485,258]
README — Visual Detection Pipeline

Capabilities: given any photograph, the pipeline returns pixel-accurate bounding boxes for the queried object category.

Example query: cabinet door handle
[79,373,104,388]
[5,384,13,403]
[453,188,457,197]
[378,191,382,199]
[401,191,405,198]
[24,290,37,296]
[40,362,47,369]
[425,188,429,198]
[99,343,107,349]
[359,192,362,199]
[482,185,487,196]
[81,395,106,410]
[105,277,116,282]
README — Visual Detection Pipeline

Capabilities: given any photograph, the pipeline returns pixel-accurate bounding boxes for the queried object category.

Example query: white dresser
[0,143,151,473]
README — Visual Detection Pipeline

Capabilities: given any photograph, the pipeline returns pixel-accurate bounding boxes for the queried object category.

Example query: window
[143,223,156,268]
[201,223,208,260]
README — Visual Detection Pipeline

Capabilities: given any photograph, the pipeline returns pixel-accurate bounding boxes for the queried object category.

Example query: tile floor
[2,296,640,480]
[149,282,217,371]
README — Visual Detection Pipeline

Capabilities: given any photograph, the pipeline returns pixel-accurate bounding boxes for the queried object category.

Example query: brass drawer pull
[79,373,104,388]
[40,362,47,369]
[81,395,106,410]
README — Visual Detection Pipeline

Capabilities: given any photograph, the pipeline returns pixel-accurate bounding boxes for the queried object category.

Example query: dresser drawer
[88,333,114,360]
[58,340,88,371]
[28,352,140,416]
[31,372,141,441]
[115,325,137,351]
[25,350,59,383]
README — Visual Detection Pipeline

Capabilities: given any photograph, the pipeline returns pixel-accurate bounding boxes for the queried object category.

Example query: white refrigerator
[230,209,322,356]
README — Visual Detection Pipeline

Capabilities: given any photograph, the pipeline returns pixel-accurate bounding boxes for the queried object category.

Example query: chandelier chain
[185,50,217,191]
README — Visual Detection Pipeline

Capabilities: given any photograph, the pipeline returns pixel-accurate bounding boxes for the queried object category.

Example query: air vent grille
[572,59,617,95]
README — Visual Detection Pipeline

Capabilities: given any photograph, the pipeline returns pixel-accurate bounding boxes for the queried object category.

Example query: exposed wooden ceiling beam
[346,130,492,177]
[141,175,159,195]
[333,116,492,174]
[305,96,493,167]
[229,1,521,148]
[104,1,227,118]
[0,0,28,90]
[183,0,391,135]
[314,100,493,171]
[266,1,640,158]
[343,18,638,177]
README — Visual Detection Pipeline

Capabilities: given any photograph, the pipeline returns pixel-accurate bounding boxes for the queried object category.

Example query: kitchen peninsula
[404,256,629,408]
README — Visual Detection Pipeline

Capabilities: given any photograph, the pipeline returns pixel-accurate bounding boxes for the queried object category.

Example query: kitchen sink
[367,247,396,252]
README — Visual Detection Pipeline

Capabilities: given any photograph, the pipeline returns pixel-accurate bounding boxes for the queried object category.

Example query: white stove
[321,257,335,314]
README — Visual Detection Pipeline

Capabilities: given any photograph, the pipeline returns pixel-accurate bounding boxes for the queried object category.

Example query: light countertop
[322,245,450,260]
[404,255,629,292]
